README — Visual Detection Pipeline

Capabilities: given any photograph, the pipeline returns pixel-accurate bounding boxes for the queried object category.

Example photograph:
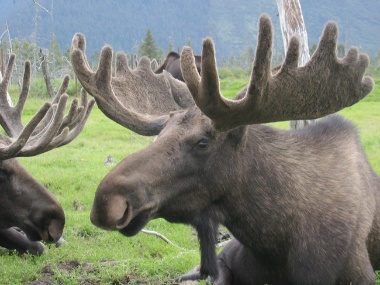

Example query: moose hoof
[175,265,202,282]
[56,237,68,248]
[175,265,214,283]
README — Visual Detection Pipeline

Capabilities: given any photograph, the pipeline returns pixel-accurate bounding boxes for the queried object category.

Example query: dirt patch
[28,260,96,285]
[28,260,182,285]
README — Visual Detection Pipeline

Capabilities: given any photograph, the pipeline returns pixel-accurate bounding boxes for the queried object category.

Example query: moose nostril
[91,194,130,230]
[47,219,64,242]
[116,203,132,230]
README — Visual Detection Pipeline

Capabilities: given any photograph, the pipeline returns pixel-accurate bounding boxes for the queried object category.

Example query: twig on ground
[142,229,186,250]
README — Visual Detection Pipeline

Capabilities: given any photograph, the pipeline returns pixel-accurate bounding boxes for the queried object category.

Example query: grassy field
[0,76,379,284]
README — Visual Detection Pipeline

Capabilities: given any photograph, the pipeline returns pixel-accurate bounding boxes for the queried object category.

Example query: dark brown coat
[0,55,94,253]
[155,51,201,82]
[71,14,377,284]
[92,111,378,284]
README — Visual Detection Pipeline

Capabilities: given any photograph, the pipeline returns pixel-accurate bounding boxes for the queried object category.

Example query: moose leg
[213,258,233,285]
[0,227,45,255]
[174,214,219,282]
[214,239,272,285]
[196,216,219,280]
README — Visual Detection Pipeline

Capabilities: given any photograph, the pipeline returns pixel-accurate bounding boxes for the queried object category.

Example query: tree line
[1,28,379,98]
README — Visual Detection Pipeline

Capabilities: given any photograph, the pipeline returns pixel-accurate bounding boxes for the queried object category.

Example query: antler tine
[0,104,50,159]
[3,90,95,158]
[181,15,275,130]
[55,75,89,133]
[182,14,374,131]
[31,75,71,135]
[57,89,93,142]
[59,97,80,131]
[0,56,31,137]
[56,89,95,147]
[0,53,94,159]
[18,89,95,155]
[115,52,130,77]
[71,33,194,136]
[16,95,68,155]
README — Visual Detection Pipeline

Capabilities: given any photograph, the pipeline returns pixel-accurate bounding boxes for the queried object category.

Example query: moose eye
[197,139,209,149]
[0,168,10,180]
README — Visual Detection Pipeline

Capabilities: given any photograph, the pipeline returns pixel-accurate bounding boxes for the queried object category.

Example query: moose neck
[193,118,361,257]
[205,125,297,250]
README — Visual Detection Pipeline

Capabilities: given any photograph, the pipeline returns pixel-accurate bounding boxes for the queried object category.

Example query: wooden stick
[142,229,186,250]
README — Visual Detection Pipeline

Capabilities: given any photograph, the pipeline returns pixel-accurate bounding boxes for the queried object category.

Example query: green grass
[0,76,379,284]
[0,99,202,284]
[8,77,81,100]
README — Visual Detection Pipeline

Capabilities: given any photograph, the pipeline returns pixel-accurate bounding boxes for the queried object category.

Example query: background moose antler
[0,53,95,158]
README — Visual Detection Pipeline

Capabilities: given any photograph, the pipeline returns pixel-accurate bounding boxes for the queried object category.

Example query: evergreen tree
[337,43,345,58]
[309,43,317,56]
[239,46,255,71]
[369,49,380,77]
[139,28,161,59]
[89,49,100,70]
[49,35,64,76]
[167,37,174,54]
[186,37,192,48]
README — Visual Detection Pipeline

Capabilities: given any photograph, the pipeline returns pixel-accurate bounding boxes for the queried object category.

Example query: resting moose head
[155,51,201,82]
[0,54,94,248]
[71,14,379,284]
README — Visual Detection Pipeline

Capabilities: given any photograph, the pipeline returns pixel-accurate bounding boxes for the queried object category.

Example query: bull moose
[155,51,201,82]
[0,54,94,255]
[71,14,379,284]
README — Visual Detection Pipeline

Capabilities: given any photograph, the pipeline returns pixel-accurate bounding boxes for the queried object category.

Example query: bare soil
[27,260,148,285]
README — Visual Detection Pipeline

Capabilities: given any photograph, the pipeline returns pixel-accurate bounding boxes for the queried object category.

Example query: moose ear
[227,126,247,147]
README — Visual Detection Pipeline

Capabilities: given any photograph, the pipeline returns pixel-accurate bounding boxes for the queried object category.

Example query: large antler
[70,33,194,136]
[0,54,95,159]
[181,14,374,131]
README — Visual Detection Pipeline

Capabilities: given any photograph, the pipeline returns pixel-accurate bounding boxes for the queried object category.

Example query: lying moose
[71,14,379,284]
[0,54,94,255]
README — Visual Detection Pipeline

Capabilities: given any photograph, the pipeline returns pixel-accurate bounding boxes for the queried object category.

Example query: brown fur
[71,37,194,135]
[71,14,377,285]
[0,227,45,255]
[0,55,93,254]
[155,51,201,82]
[91,111,379,284]
[0,156,65,245]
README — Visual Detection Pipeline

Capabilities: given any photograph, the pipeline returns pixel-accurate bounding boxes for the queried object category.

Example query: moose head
[71,14,378,284]
[155,51,201,82]
[0,54,94,249]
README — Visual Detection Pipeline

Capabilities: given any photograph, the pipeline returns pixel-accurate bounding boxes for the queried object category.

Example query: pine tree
[139,29,161,59]
[167,37,174,54]
[337,43,345,58]
[49,35,64,76]
[186,37,192,48]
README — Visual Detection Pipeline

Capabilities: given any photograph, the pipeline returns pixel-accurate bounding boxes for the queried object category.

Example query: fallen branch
[142,229,185,250]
